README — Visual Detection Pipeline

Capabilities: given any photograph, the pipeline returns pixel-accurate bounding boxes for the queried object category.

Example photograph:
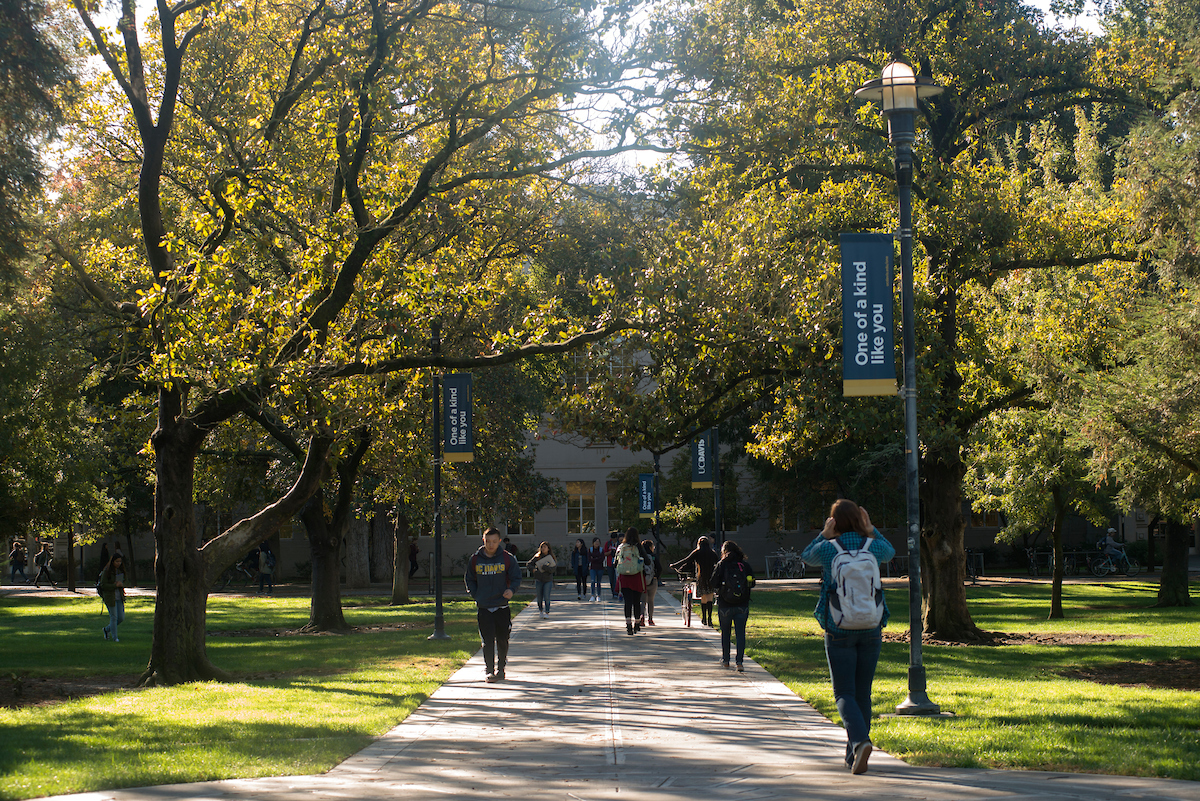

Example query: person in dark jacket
[640,539,663,626]
[570,539,589,600]
[671,536,718,626]
[32,541,57,588]
[465,527,522,682]
[8,540,28,583]
[99,553,128,641]
[710,540,755,671]
[587,537,605,601]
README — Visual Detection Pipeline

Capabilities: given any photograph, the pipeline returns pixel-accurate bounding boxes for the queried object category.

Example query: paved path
[40,590,1200,801]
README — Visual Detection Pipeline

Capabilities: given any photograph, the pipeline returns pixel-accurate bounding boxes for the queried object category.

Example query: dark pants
[622,588,643,621]
[33,565,54,586]
[717,602,750,664]
[259,572,273,593]
[824,629,883,764]
[477,606,512,674]
[574,569,587,596]
[409,559,419,578]
[608,565,618,597]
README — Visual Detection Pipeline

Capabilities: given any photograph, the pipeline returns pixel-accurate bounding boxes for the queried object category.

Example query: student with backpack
[614,528,647,635]
[710,540,755,671]
[801,500,895,776]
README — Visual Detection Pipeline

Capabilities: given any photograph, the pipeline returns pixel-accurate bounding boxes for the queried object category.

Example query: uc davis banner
[691,429,716,488]
[443,373,473,462]
[638,473,655,519]
[840,233,897,397]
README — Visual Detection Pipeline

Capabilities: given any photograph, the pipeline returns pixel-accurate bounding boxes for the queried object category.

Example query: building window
[970,507,1000,527]
[566,481,596,535]
[505,519,535,539]
[565,347,633,393]
[607,480,630,533]
[461,506,486,537]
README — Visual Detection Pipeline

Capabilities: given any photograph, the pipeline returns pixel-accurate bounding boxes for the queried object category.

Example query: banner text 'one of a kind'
[443,373,473,462]
[638,473,655,519]
[691,429,716,489]
[840,233,897,397]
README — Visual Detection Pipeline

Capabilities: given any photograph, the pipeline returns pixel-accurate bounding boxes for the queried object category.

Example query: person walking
[710,540,755,671]
[614,528,647,635]
[640,539,663,626]
[258,544,275,594]
[32,541,57,588]
[408,539,421,579]
[587,537,605,602]
[8,540,28,584]
[801,500,895,775]
[604,531,621,600]
[99,552,128,641]
[527,541,557,618]
[570,539,589,600]
[465,527,521,682]
[98,541,110,569]
[670,536,718,626]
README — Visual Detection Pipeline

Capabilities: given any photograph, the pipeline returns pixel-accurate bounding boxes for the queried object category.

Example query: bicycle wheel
[1123,559,1142,577]
[1089,557,1109,577]
[1064,555,1077,576]
[683,586,692,627]
[1028,560,1038,577]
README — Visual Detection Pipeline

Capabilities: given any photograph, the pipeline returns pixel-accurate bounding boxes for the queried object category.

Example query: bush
[293,560,312,581]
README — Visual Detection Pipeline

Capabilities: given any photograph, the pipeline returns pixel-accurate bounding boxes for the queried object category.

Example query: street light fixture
[856,61,942,715]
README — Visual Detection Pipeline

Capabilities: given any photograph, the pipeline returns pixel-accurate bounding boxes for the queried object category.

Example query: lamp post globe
[856,61,942,716]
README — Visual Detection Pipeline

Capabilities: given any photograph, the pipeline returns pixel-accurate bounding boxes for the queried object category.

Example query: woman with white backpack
[801,500,895,776]
[614,528,647,635]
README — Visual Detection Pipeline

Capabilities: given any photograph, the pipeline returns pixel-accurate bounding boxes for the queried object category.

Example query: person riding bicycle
[1102,528,1126,565]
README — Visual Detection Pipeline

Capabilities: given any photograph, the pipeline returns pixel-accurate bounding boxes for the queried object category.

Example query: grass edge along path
[0,596,509,801]
[743,581,1200,782]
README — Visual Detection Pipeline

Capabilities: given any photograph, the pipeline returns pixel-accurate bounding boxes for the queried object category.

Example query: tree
[55,0,661,683]
[646,0,1143,638]
[0,0,72,279]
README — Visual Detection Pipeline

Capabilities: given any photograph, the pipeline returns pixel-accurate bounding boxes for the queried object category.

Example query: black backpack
[718,560,752,605]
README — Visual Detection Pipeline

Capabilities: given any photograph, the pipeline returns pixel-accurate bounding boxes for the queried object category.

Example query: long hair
[574,538,586,552]
[720,540,745,562]
[538,541,551,556]
[829,499,862,535]
[623,527,640,546]
[102,553,126,580]
[696,536,713,553]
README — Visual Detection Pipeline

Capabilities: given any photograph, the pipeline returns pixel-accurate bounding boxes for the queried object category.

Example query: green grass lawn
[747,580,1200,780]
[0,594,504,800]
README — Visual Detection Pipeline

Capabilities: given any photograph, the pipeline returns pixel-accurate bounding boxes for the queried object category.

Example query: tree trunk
[302,490,350,632]
[66,528,77,593]
[344,515,371,588]
[123,503,138,587]
[391,505,411,605]
[140,387,227,686]
[921,451,986,640]
[1155,521,1195,607]
[1048,493,1066,620]
[370,511,394,583]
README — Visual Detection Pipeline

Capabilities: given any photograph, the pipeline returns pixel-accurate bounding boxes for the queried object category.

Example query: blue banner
[691,429,716,488]
[840,233,897,396]
[443,373,473,462]
[638,473,655,519]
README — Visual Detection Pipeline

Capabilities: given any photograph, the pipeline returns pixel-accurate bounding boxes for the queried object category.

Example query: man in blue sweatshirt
[465,527,522,682]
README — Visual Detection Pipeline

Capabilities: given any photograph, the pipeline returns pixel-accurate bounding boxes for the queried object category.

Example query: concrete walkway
[41,590,1200,801]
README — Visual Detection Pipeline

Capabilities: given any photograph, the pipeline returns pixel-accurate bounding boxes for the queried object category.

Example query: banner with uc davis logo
[691,429,716,488]
[840,233,897,396]
[443,373,473,462]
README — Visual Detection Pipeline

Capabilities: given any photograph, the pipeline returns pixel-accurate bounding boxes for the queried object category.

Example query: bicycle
[1025,547,1040,577]
[769,548,805,579]
[1089,550,1141,577]
[674,568,696,627]
[964,548,978,584]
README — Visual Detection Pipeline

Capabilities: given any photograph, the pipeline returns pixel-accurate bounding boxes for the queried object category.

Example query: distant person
[526,541,557,618]
[503,536,518,556]
[99,552,128,641]
[570,539,589,601]
[802,500,895,775]
[409,539,421,579]
[640,539,663,626]
[1102,528,1126,562]
[258,544,275,593]
[32,542,57,588]
[587,537,605,601]
[466,527,521,682]
[615,528,647,635]
[604,531,621,599]
[671,536,718,626]
[98,541,110,568]
[8,540,28,583]
[711,540,755,671]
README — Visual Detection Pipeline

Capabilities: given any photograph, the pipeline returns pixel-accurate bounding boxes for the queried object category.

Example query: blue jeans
[824,629,883,763]
[104,597,125,640]
[535,579,552,613]
[589,569,604,596]
[717,602,749,664]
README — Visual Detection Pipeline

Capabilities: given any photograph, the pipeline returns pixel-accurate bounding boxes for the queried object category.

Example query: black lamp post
[855,61,941,715]
[429,321,450,641]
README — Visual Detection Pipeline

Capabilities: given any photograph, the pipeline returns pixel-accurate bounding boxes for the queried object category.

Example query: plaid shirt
[801,529,895,634]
